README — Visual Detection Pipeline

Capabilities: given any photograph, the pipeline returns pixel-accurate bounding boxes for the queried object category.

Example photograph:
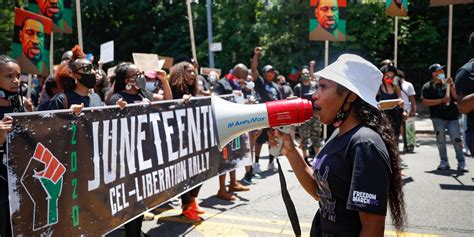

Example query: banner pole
[76,0,83,49]
[323,40,329,140]
[447,4,453,78]
[186,0,197,60]
[27,74,32,99]
[50,32,54,76]
[206,0,215,68]
[394,16,398,67]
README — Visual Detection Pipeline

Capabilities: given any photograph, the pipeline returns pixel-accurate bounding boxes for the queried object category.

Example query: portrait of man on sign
[12,8,52,76]
[386,0,408,17]
[309,0,346,42]
[27,0,73,33]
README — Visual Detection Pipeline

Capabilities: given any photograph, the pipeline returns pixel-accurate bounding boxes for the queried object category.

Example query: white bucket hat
[315,54,382,109]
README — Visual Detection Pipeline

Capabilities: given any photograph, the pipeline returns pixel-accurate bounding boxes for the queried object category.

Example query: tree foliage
[0,0,473,90]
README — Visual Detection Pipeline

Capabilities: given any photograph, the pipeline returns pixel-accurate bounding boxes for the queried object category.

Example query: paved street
[128,121,474,237]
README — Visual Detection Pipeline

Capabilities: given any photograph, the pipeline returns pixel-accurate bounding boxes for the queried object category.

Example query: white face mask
[437,73,446,80]
[208,74,217,83]
[245,81,255,90]
[145,82,157,92]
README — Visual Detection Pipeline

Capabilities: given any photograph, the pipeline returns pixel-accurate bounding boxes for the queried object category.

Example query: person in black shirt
[270,54,406,236]
[37,76,59,111]
[212,64,252,200]
[169,61,205,221]
[48,45,96,113]
[0,55,28,237]
[293,64,322,164]
[107,63,149,107]
[421,63,467,172]
[251,47,282,172]
[455,32,474,157]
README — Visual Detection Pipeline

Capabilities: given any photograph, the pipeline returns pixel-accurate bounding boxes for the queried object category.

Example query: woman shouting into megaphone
[269,54,406,237]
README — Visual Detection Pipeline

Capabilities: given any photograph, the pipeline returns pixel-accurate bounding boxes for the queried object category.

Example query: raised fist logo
[21,143,66,230]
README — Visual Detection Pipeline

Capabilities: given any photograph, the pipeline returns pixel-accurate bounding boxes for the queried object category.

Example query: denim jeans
[431,118,465,166]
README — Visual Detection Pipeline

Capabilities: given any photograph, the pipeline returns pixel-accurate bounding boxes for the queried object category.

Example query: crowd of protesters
[1,31,473,236]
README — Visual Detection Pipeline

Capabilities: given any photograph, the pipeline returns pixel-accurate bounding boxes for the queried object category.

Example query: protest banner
[430,0,474,6]
[132,53,164,72]
[27,0,73,33]
[309,0,346,41]
[11,8,53,77]
[100,41,114,64]
[7,96,250,236]
[386,0,408,17]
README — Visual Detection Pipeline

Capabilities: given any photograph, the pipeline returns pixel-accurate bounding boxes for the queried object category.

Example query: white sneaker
[267,161,277,171]
[253,163,262,174]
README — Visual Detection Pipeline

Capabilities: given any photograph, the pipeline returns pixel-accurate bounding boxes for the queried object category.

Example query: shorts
[256,128,270,145]
[299,116,322,147]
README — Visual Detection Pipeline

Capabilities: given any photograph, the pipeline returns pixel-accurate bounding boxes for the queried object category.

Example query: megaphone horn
[211,96,313,151]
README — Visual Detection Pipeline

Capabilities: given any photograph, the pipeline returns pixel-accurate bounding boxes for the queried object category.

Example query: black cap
[428,63,445,73]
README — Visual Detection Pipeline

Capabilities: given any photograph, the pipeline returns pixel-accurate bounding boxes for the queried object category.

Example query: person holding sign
[422,63,467,172]
[269,54,406,236]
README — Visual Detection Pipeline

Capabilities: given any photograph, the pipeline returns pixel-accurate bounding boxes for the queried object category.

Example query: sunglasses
[73,64,95,73]
[127,71,145,80]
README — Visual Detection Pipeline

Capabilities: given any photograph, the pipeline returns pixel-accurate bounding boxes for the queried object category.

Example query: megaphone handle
[269,126,292,157]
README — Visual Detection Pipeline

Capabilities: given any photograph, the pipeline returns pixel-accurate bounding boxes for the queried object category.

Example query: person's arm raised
[251,47,262,82]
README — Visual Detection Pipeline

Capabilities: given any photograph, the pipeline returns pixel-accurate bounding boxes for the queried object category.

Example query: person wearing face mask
[276,75,293,99]
[48,45,96,111]
[269,54,406,236]
[293,63,322,166]
[143,70,172,101]
[377,64,404,142]
[212,64,253,200]
[422,63,467,172]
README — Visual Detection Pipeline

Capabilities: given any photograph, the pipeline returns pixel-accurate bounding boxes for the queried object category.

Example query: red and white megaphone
[211,96,314,151]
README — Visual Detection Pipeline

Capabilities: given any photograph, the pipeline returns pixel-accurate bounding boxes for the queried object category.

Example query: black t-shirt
[108,91,145,105]
[455,59,474,130]
[48,91,91,110]
[294,82,317,101]
[213,78,234,96]
[171,85,196,100]
[311,125,390,235]
[278,84,293,99]
[254,76,281,103]
[421,80,459,120]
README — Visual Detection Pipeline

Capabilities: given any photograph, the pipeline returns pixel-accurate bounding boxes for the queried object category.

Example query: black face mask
[332,92,353,128]
[78,73,97,89]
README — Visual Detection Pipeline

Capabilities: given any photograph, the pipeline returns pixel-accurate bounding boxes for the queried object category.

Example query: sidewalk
[414,101,434,134]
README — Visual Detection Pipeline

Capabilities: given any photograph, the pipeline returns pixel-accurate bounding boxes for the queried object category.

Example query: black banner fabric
[7,96,249,236]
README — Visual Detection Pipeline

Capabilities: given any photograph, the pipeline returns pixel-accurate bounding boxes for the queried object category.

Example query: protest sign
[11,8,53,76]
[386,0,408,17]
[100,41,114,63]
[158,56,174,69]
[27,0,73,33]
[200,67,221,76]
[430,0,474,6]
[7,96,249,236]
[309,0,347,41]
[132,53,162,72]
